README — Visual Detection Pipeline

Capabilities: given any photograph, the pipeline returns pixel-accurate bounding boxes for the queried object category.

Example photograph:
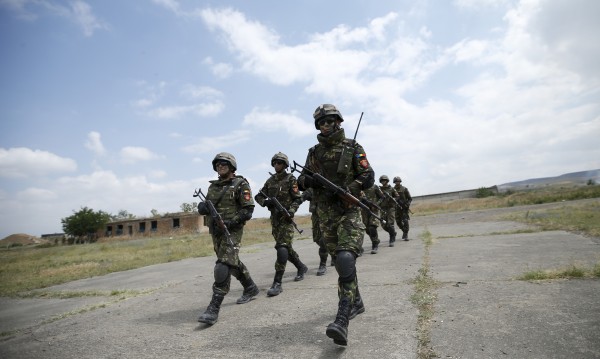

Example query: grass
[410,228,439,359]
[0,216,312,297]
[2,185,598,297]
[518,263,600,281]
[508,201,600,238]
[412,184,600,215]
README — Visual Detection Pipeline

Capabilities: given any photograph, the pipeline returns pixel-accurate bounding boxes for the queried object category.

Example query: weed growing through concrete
[411,228,439,359]
[518,263,600,280]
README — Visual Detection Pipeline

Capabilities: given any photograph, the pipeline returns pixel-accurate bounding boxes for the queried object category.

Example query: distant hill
[498,169,600,191]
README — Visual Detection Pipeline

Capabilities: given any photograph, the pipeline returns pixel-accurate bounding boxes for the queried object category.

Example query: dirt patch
[1,233,43,245]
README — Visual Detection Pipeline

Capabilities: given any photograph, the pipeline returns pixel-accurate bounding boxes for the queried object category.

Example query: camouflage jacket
[255,171,302,214]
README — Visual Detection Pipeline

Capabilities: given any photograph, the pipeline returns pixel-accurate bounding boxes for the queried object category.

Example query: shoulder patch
[356,153,369,169]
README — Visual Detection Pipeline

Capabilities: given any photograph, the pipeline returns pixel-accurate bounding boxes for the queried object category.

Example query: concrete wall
[98,212,208,239]
[412,186,498,204]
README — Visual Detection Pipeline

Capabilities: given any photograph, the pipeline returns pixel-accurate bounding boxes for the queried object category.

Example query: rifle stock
[193,188,235,247]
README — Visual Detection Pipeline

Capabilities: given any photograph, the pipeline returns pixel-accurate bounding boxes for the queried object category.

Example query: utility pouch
[336,140,355,175]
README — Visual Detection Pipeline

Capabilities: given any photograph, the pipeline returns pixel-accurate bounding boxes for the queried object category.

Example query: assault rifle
[382,190,413,214]
[291,161,386,225]
[259,189,303,234]
[193,188,234,247]
[397,197,413,214]
[360,196,387,218]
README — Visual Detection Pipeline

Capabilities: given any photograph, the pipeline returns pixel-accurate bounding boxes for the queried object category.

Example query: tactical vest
[265,173,297,209]
[207,176,246,220]
[394,184,407,202]
[309,138,356,187]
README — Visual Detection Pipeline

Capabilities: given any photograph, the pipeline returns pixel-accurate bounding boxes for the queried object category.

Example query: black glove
[302,175,321,189]
[264,198,275,209]
[197,202,209,215]
[224,218,241,230]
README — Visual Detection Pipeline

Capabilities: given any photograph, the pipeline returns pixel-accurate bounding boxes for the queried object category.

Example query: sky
[1,0,599,238]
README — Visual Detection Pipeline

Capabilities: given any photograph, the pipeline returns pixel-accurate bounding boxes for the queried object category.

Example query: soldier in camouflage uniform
[378,175,399,247]
[301,188,334,276]
[393,176,413,240]
[298,104,374,346]
[255,152,307,297]
[360,183,385,254]
[196,152,259,325]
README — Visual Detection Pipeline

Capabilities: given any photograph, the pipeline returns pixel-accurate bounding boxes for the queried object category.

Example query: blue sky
[1,0,599,238]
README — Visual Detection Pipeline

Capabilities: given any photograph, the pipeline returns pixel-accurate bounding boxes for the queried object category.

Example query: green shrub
[475,187,495,198]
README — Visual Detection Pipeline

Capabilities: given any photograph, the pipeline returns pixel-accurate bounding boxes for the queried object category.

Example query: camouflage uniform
[302,188,332,275]
[393,177,412,240]
[298,104,374,346]
[255,154,307,296]
[378,176,398,246]
[197,152,259,325]
[360,184,384,253]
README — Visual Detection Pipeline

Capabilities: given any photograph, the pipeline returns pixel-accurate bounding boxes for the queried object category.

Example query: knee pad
[335,251,356,283]
[214,262,230,284]
[276,246,289,264]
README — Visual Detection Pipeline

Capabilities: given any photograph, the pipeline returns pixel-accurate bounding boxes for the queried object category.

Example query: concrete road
[1,200,599,358]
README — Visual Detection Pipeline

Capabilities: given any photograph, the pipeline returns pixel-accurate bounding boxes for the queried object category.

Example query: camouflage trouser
[381,206,396,235]
[361,209,380,246]
[311,212,328,264]
[317,204,365,301]
[395,209,410,234]
[272,215,301,272]
[211,227,252,295]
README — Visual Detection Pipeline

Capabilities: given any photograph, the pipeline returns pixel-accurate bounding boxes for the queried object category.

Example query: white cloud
[120,147,163,164]
[134,82,225,119]
[1,0,108,36]
[16,187,58,201]
[70,0,108,37]
[0,147,77,178]
[182,130,252,154]
[84,131,106,156]
[148,102,224,119]
[242,107,314,138]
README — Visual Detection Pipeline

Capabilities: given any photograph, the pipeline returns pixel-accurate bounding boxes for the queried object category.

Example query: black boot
[326,297,351,346]
[371,244,378,254]
[267,271,284,297]
[389,233,396,247]
[267,282,282,296]
[198,293,225,325]
[403,232,409,241]
[237,279,259,304]
[349,290,365,320]
[294,263,308,281]
[316,263,327,276]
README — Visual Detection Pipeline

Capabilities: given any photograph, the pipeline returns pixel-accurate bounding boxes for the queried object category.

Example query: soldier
[196,152,259,325]
[301,188,333,276]
[298,104,374,346]
[360,183,385,254]
[393,176,413,241]
[255,152,307,297]
[378,175,399,247]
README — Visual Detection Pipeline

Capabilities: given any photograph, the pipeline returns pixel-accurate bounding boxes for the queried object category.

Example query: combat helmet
[212,152,237,171]
[393,176,402,183]
[271,152,289,168]
[379,175,390,183]
[313,104,344,129]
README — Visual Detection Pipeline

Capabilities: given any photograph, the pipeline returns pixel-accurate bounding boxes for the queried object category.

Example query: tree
[180,202,198,213]
[114,209,136,220]
[61,207,112,244]
[150,209,159,217]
